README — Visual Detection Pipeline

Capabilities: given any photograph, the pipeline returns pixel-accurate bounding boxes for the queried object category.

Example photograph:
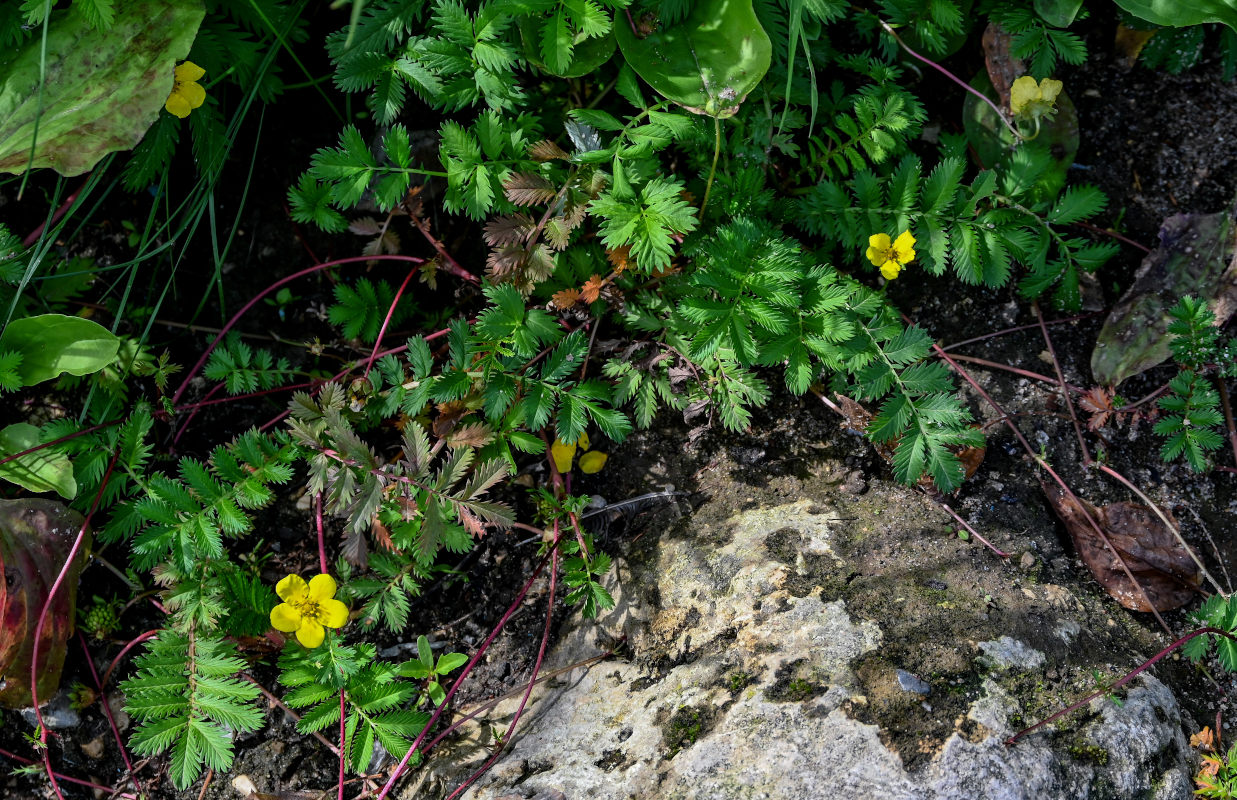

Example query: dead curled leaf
[1039,481,1199,611]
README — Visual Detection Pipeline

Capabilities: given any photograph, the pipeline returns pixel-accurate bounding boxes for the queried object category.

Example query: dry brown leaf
[1191,726,1216,752]
[459,506,487,539]
[528,139,571,162]
[581,274,605,304]
[1078,386,1114,431]
[503,172,557,205]
[1040,481,1200,611]
[447,421,495,449]
[551,288,581,309]
[607,245,632,273]
[981,23,1024,110]
[433,401,471,438]
[371,516,397,552]
[1115,25,1157,70]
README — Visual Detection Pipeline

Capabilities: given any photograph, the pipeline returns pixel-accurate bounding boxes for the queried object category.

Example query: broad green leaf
[1112,0,1237,31]
[0,498,89,706]
[0,0,205,176]
[1092,207,1237,387]
[0,423,76,499]
[615,0,771,118]
[0,313,119,385]
[1033,0,1084,27]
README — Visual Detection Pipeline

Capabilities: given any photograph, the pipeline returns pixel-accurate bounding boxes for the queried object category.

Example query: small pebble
[897,669,931,696]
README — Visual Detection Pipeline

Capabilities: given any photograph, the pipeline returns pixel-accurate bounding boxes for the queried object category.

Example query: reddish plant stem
[1218,379,1237,471]
[1034,302,1092,466]
[23,184,82,247]
[1113,382,1171,412]
[102,630,161,689]
[1008,626,1237,745]
[317,492,329,574]
[944,353,1083,392]
[171,255,427,407]
[375,551,552,800]
[30,449,118,799]
[1071,220,1152,253]
[939,312,1100,353]
[877,19,1020,139]
[932,344,1172,633]
[197,769,214,800]
[0,746,135,798]
[409,213,476,284]
[78,634,144,798]
[446,541,560,800]
[938,502,1010,557]
[364,265,420,378]
[242,674,340,755]
[0,419,119,469]
[174,380,321,413]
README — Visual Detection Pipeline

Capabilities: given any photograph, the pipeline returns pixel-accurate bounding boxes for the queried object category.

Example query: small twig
[938,503,1010,557]
[1035,301,1092,466]
[1007,627,1237,745]
[940,312,1100,353]
[196,769,214,800]
[242,674,341,756]
[79,635,145,798]
[1217,378,1237,471]
[409,213,477,284]
[445,544,560,800]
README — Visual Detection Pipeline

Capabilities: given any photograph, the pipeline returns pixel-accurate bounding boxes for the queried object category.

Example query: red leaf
[0,499,90,708]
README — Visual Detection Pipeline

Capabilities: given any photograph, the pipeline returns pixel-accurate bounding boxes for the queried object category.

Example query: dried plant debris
[1040,480,1199,611]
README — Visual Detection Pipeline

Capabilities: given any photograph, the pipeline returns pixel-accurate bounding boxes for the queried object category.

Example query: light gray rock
[454,484,1197,800]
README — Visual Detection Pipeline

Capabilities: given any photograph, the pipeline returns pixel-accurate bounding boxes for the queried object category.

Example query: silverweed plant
[3,0,1205,795]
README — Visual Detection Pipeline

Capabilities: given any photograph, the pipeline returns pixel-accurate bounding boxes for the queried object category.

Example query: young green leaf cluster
[125,632,264,789]
[108,431,297,785]
[1183,594,1237,671]
[1154,296,1235,471]
[204,334,293,395]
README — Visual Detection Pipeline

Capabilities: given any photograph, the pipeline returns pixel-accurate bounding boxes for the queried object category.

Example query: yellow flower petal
[578,451,608,474]
[316,598,350,628]
[892,230,916,262]
[175,61,206,82]
[1010,75,1039,115]
[865,233,892,267]
[577,432,591,451]
[165,92,192,118]
[276,574,309,603]
[270,603,302,633]
[179,81,206,111]
[307,573,338,602]
[1038,78,1063,104]
[551,439,576,474]
[296,620,325,649]
[880,261,901,280]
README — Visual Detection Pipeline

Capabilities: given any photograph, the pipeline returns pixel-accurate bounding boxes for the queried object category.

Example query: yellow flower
[550,432,607,474]
[578,451,608,474]
[270,573,349,648]
[1009,75,1063,122]
[165,61,206,119]
[865,230,916,280]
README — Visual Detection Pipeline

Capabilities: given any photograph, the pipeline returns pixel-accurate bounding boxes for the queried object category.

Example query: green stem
[700,115,722,218]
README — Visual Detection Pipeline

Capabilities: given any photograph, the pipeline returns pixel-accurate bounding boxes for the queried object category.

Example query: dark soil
[5,9,1237,800]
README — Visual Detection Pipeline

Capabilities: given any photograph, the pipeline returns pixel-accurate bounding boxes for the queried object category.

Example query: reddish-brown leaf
[486,245,527,280]
[503,172,557,206]
[433,401,471,438]
[446,422,495,449]
[528,139,570,162]
[1040,481,1200,611]
[483,214,535,247]
[581,274,605,304]
[607,245,632,273]
[551,288,581,309]
[1079,386,1114,431]
[0,500,90,708]
[981,23,1025,110]
[459,506,487,539]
